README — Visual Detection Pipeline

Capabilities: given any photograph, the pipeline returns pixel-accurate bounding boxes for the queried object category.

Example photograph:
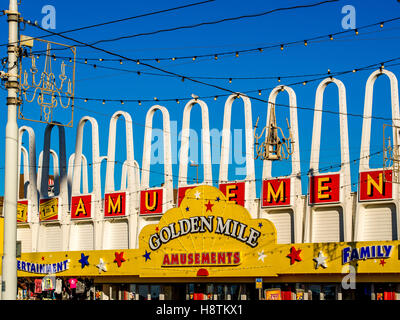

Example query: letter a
[75,198,87,217]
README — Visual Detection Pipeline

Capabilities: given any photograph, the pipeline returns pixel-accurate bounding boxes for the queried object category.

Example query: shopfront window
[322,285,337,300]
[309,284,321,300]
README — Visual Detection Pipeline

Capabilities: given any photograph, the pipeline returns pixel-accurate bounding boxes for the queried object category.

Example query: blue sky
[1,0,400,197]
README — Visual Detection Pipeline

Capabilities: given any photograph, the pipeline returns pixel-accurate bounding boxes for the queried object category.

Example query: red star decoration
[287,246,302,265]
[41,256,45,261]
[379,259,386,267]
[114,252,126,267]
[205,200,214,212]
[155,226,159,232]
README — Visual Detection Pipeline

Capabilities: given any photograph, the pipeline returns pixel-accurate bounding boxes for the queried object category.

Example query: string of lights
[17,61,400,122]
[22,17,400,123]
[27,16,400,65]
[27,0,339,56]
[23,49,400,84]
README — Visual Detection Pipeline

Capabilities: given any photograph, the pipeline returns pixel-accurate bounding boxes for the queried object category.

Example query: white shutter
[265,212,293,244]
[312,208,343,243]
[104,219,129,250]
[17,225,32,253]
[70,222,94,251]
[359,205,394,241]
[44,224,62,252]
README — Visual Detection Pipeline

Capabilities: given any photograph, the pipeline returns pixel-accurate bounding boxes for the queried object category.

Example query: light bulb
[258,90,261,96]
[280,44,284,51]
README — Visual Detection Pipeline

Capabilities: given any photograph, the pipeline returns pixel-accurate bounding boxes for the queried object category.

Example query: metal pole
[2,0,19,300]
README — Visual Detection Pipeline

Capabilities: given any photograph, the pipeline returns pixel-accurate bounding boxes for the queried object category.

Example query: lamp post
[190,160,199,184]
[2,0,19,300]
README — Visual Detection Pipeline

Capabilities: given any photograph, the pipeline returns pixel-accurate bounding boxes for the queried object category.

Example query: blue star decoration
[186,206,190,212]
[143,250,151,262]
[79,253,89,268]
[216,197,220,202]
[258,222,263,228]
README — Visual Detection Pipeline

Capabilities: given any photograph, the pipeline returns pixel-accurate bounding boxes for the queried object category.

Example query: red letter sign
[309,174,340,204]
[262,178,291,207]
[71,195,92,219]
[104,192,126,217]
[140,188,163,215]
[219,182,245,207]
[359,170,392,201]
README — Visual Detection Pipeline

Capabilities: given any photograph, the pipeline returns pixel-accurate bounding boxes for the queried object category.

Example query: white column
[2,0,19,300]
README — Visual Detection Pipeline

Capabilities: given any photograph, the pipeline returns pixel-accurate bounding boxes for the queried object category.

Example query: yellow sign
[138,185,277,277]
[265,289,281,300]
[7,185,400,283]
[39,198,58,221]
[17,201,28,223]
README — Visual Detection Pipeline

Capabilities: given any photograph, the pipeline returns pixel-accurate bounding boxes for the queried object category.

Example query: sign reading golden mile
[139,185,276,273]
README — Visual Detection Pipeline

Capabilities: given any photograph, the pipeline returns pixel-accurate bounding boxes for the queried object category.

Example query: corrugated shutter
[104,219,129,250]
[265,212,293,244]
[44,224,62,252]
[312,208,343,242]
[359,205,394,241]
[17,225,32,253]
[70,222,94,251]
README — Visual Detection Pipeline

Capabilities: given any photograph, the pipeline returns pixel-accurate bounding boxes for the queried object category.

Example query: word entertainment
[162,252,241,267]
[17,259,70,274]
[148,216,261,250]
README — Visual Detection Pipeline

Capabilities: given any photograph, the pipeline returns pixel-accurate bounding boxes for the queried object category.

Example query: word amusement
[342,245,393,264]
[149,216,261,250]
[162,252,241,267]
[17,259,69,274]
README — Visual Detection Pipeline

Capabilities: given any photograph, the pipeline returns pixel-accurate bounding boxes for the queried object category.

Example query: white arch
[141,105,173,191]
[18,126,38,210]
[178,99,213,186]
[105,111,138,193]
[261,85,303,243]
[219,94,255,183]
[262,85,301,178]
[359,69,400,171]
[104,110,139,250]
[218,93,256,216]
[68,153,89,195]
[71,116,101,198]
[355,68,400,242]
[304,77,352,243]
